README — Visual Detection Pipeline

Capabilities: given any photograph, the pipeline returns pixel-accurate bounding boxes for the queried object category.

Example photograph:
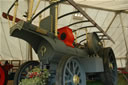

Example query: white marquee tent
[0,0,128,68]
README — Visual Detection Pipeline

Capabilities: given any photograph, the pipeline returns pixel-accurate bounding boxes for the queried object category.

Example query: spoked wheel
[0,66,7,85]
[56,56,86,85]
[14,61,39,85]
[100,47,117,85]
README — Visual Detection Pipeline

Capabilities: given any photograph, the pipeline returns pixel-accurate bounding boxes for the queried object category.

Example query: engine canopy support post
[50,0,58,36]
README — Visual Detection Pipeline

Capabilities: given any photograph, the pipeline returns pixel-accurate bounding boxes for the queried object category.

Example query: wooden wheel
[56,56,86,85]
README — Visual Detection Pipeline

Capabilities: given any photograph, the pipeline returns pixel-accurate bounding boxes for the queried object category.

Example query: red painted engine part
[58,26,74,48]
[4,64,13,72]
[0,66,7,85]
[118,68,128,74]
[0,61,13,85]
[2,12,21,23]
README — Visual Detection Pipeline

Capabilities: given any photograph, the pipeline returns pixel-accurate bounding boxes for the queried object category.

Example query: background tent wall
[0,0,128,68]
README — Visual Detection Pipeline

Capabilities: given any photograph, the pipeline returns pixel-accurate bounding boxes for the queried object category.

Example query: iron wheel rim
[108,50,117,83]
[15,61,39,84]
[56,56,86,85]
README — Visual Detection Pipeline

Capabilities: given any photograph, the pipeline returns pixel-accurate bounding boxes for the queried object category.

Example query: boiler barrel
[10,21,89,64]
[37,35,89,64]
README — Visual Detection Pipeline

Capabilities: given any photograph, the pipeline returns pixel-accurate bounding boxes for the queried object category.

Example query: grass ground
[8,73,128,85]
[87,73,128,85]
[87,80,102,85]
[117,73,128,85]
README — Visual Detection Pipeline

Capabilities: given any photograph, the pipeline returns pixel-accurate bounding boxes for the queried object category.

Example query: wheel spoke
[65,73,71,80]
[73,62,75,74]
[73,62,77,74]
[75,66,80,75]
[65,79,72,83]
[77,71,80,75]
[66,67,73,77]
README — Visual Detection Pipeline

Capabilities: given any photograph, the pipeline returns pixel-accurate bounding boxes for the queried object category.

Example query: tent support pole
[100,12,118,45]
[119,13,128,67]
[105,12,118,33]
[28,0,34,60]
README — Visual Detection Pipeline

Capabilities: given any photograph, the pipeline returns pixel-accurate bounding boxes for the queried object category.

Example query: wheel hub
[109,63,113,69]
[73,75,80,84]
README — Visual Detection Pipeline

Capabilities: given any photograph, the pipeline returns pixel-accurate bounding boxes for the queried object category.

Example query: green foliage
[117,73,128,85]
[19,67,50,85]
[87,73,128,85]
[19,77,43,85]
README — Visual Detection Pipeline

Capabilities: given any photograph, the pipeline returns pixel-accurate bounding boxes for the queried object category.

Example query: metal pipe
[32,0,41,15]
[55,3,58,36]
[7,16,11,27]
[67,20,89,27]
[39,14,42,26]
[73,26,95,32]
[7,1,16,15]
[74,32,77,43]
[50,0,59,36]
[7,0,16,27]
[75,34,86,40]
[79,39,86,44]
[58,11,79,19]
[12,1,18,25]
[28,0,34,21]
[85,28,88,42]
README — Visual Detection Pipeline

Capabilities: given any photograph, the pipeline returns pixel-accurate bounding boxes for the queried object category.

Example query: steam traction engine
[4,0,117,85]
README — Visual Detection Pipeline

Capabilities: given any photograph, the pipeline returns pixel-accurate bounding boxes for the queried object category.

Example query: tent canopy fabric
[0,0,128,67]
[75,0,128,11]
